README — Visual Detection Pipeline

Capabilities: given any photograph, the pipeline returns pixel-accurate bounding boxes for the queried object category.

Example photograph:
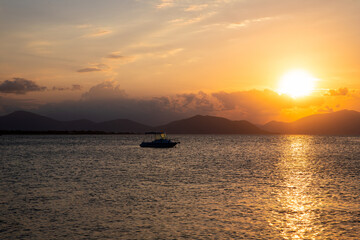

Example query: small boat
[140,132,179,148]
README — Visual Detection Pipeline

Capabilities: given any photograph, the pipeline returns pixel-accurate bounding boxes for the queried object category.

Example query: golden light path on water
[270,136,323,239]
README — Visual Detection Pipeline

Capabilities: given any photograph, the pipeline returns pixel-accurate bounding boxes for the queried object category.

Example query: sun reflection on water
[270,136,323,239]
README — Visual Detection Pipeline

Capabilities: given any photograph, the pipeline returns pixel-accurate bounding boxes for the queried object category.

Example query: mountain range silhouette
[262,109,360,135]
[0,110,359,135]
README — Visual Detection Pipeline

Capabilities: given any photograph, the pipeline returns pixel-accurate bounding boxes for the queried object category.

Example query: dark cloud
[52,84,82,91]
[77,64,109,73]
[327,88,348,96]
[52,86,66,91]
[36,97,186,125]
[34,82,219,125]
[106,53,136,64]
[106,53,126,59]
[72,84,82,91]
[173,91,218,113]
[77,67,102,73]
[0,78,46,94]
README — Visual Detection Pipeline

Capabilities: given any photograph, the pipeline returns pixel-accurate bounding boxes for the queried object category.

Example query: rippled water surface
[1,135,360,239]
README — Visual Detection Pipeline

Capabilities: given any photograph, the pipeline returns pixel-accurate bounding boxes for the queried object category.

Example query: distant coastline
[1,109,360,135]
[0,130,138,135]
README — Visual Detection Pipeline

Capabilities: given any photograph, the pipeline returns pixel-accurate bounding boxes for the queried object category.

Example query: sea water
[1,135,359,239]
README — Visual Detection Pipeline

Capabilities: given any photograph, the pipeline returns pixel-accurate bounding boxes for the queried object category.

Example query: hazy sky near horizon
[1,0,360,124]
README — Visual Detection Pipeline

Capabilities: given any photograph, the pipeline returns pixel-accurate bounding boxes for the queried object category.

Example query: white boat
[140,132,179,148]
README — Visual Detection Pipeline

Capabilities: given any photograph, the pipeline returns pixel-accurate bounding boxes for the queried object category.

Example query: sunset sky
[1,0,359,125]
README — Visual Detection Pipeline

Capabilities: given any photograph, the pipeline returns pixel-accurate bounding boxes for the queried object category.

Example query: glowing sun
[277,69,317,98]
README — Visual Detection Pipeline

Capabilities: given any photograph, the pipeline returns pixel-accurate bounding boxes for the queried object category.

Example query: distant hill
[0,111,151,133]
[2,110,359,135]
[0,112,268,134]
[156,115,269,134]
[92,119,151,133]
[262,110,360,135]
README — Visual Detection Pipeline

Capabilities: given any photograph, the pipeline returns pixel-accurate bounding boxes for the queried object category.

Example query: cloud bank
[33,82,359,125]
[52,85,82,91]
[1,80,359,125]
[0,78,47,94]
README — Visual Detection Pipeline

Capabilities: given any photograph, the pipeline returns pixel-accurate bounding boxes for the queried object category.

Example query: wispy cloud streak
[157,0,174,9]
[227,17,275,29]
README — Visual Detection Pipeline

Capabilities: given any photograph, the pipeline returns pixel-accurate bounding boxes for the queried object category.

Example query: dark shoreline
[0,130,139,135]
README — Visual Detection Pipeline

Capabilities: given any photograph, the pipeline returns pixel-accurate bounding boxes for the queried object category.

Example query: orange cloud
[326,87,349,96]
[156,0,174,9]
[185,4,208,12]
